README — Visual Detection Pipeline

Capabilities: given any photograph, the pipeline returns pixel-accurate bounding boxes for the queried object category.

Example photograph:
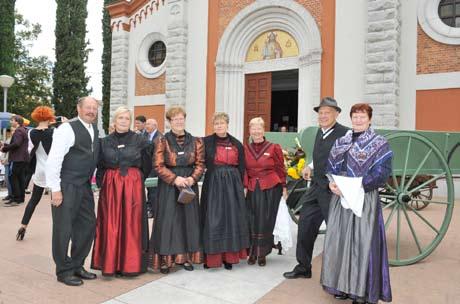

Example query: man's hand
[329,182,342,196]
[302,166,312,180]
[51,191,63,207]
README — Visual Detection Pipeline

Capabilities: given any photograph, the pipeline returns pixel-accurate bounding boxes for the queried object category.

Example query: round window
[438,0,460,27]
[148,41,167,67]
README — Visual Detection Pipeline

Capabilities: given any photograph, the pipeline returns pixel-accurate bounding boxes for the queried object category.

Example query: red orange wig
[31,106,55,123]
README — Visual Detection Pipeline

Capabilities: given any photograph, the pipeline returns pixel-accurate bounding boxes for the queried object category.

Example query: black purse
[177,185,196,204]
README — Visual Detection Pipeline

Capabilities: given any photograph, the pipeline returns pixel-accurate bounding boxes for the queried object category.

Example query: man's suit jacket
[147,130,162,177]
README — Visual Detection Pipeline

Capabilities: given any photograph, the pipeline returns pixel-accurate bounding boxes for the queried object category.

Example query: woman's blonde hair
[165,106,187,121]
[249,117,265,128]
[112,106,132,124]
[212,112,229,124]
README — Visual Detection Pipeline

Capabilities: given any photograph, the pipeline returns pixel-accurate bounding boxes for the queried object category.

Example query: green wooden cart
[266,127,460,267]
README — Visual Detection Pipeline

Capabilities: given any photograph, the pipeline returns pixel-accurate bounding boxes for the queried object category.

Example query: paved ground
[0,189,459,304]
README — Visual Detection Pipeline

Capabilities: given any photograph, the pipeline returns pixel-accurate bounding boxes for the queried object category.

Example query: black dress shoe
[257,256,266,267]
[4,200,19,207]
[183,262,194,271]
[334,294,348,300]
[75,268,97,280]
[2,195,11,201]
[283,268,312,279]
[223,262,232,270]
[57,275,83,286]
[160,265,170,274]
[247,256,256,265]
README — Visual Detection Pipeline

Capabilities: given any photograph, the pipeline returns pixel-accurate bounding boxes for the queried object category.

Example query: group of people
[283,97,393,304]
[37,97,287,288]
[7,95,393,304]
[1,115,30,208]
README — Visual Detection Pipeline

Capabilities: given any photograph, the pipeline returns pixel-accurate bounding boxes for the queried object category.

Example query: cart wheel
[382,132,454,266]
[408,176,434,210]
[286,179,310,224]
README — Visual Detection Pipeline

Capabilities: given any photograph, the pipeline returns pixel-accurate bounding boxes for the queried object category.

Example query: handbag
[177,185,196,204]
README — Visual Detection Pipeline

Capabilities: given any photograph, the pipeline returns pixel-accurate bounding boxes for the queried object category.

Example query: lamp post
[0,75,15,141]
[0,75,15,113]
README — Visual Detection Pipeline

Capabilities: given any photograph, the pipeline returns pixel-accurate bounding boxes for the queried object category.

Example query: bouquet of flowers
[283,138,307,180]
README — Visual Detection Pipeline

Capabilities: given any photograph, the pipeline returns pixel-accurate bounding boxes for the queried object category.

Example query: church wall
[333,0,367,127]
[417,27,460,75]
[185,0,208,137]
[206,0,336,133]
[399,0,417,130]
[127,4,168,121]
[135,69,165,96]
[415,1,460,131]
[416,88,460,131]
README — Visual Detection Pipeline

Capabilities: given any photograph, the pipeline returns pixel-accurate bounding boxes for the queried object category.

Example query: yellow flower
[297,158,306,172]
[287,167,300,179]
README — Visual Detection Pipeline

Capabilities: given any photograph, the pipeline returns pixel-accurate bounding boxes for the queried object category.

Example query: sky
[15,0,104,100]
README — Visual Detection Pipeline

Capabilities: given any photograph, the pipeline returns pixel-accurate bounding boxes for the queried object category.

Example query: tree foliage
[52,0,90,119]
[8,14,53,118]
[102,0,113,132]
[0,0,16,77]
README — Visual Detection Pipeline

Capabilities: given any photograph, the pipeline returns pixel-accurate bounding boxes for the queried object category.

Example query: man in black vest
[283,97,348,281]
[46,97,100,286]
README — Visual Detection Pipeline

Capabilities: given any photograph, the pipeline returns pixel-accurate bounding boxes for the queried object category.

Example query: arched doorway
[215,0,322,141]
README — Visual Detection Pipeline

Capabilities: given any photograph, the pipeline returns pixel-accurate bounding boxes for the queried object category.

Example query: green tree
[8,14,52,118]
[0,0,16,77]
[53,0,90,118]
[102,0,113,132]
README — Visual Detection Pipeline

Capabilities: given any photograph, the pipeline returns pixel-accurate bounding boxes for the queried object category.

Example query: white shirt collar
[78,116,92,129]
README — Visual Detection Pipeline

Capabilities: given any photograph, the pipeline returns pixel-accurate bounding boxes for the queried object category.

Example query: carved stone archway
[215,0,322,140]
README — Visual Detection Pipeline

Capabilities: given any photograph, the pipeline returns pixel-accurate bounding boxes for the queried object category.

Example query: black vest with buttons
[312,123,348,189]
[60,119,99,186]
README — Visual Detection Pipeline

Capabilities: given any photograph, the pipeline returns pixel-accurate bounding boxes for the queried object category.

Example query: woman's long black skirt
[149,166,202,269]
[201,165,249,254]
[246,182,282,257]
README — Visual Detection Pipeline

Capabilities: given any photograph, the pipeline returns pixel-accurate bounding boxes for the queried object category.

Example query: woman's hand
[282,187,288,200]
[329,182,342,196]
[174,176,188,188]
[185,177,194,187]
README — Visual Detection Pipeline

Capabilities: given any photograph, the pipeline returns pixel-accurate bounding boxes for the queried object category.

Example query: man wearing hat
[283,97,348,282]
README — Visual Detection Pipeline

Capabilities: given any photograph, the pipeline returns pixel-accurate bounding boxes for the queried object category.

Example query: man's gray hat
[314,97,342,113]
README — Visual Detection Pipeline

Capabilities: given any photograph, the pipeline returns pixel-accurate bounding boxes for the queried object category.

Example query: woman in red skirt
[91,106,152,276]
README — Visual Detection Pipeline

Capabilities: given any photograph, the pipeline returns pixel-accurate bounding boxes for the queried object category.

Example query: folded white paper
[331,174,365,217]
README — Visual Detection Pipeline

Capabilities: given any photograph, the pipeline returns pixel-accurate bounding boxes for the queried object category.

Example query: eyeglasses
[171,117,185,122]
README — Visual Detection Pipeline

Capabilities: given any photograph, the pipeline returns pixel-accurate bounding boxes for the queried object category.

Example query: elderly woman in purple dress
[321,103,393,304]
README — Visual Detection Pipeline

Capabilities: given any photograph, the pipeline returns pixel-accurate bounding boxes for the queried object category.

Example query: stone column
[166,0,188,108]
[109,27,130,115]
[97,99,106,137]
[365,0,401,128]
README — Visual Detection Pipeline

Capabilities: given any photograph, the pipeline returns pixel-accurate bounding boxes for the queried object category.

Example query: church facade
[107,0,460,140]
